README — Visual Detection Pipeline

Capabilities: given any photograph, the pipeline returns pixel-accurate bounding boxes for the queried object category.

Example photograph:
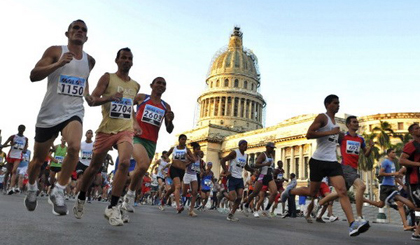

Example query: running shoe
[242,207,250,217]
[316,217,326,223]
[305,216,313,223]
[253,211,260,218]
[48,188,68,215]
[121,193,135,213]
[24,190,38,211]
[73,198,85,219]
[227,213,239,222]
[412,234,420,241]
[177,206,184,214]
[189,211,198,217]
[65,195,69,200]
[269,212,276,218]
[159,204,165,211]
[104,206,124,226]
[120,206,130,223]
[7,189,14,195]
[329,215,339,222]
[349,220,370,236]
[14,188,21,194]
[217,208,224,213]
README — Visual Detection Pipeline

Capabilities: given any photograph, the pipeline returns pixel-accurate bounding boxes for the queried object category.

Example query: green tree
[358,133,380,200]
[372,121,394,154]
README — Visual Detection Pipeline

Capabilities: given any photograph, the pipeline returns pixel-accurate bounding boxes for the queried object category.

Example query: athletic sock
[127,189,135,196]
[350,221,354,227]
[78,191,86,201]
[55,183,66,190]
[109,195,119,208]
[28,183,38,191]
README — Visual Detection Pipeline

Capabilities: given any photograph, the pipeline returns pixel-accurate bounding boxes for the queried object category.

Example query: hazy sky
[1,0,419,160]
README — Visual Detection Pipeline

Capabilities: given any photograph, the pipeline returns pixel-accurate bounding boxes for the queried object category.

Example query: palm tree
[358,132,380,200]
[372,121,394,154]
[394,132,413,155]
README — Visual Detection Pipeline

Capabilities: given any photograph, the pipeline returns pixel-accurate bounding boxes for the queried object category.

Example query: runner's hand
[134,124,142,136]
[57,52,74,67]
[84,95,94,106]
[331,127,340,135]
[166,110,174,121]
[110,91,123,102]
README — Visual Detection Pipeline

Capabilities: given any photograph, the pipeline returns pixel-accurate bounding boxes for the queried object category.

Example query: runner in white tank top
[287,95,370,237]
[2,125,28,195]
[221,140,253,222]
[25,20,95,216]
[243,142,278,218]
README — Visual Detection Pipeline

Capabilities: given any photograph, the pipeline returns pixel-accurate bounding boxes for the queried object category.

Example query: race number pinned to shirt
[346,140,361,155]
[110,98,133,119]
[236,158,246,168]
[13,141,25,150]
[81,151,92,160]
[277,173,283,180]
[191,161,201,172]
[141,104,165,127]
[57,75,86,97]
[55,156,64,164]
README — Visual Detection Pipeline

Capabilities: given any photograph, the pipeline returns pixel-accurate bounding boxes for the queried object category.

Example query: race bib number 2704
[110,98,133,120]
[57,75,86,97]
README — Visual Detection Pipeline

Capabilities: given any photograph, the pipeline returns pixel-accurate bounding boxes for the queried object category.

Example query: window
[210,81,213,88]
[216,80,219,87]
[224,79,229,87]
[304,157,309,179]
[398,122,404,130]
[295,157,299,179]
[244,80,248,89]
[251,83,254,91]
[234,79,239,88]
[286,159,291,177]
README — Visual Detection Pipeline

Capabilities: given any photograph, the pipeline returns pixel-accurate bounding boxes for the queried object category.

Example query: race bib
[277,174,283,180]
[236,158,246,168]
[13,141,25,150]
[23,154,30,162]
[174,152,186,161]
[110,98,133,119]
[204,179,212,186]
[141,104,165,127]
[191,161,201,172]
[81,151,92,160]
[145,183,151,187]
[346,140,360,155]
[57,75,85,97]
[55,156,64,164]
[328,134,338,144]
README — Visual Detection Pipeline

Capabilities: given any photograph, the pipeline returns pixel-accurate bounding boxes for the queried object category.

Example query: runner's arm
[89,73,121,106]
[400,152,420,167]
[220,151,236,174]
[306,114,340,139]
[30,46,66,82]
[164,103,174,134]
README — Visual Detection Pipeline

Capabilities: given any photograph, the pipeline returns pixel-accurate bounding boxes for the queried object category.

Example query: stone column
[238,97,242,118]
[299,145,304,180]
[217,97,222,116]
[224,97,228,116]
[232,97,236,117]
[290,146,295,174]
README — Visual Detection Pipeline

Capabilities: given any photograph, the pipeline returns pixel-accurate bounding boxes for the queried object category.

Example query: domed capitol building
[179,27,420,186]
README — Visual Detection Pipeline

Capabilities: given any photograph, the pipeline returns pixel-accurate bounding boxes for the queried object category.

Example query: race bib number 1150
[57,75,86,97]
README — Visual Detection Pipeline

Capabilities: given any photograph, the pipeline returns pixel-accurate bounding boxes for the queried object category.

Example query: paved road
[0,194,413,245]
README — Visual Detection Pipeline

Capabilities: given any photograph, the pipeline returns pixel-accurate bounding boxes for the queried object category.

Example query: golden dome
[208,27,260,83]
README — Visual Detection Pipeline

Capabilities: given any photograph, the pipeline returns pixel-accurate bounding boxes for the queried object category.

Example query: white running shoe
[227,213,239,222]
[253,211,260,218]
[329,215,339,222]
[104,206,124,226]
[73,198,85,219]
[121,193,135,213]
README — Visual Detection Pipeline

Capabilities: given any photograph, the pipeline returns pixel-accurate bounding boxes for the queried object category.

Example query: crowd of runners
[1,19,420,241]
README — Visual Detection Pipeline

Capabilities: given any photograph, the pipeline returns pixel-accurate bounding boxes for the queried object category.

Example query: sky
[0,0,419,161]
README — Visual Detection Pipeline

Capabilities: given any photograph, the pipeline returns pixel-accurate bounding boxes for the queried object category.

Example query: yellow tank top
[96,73,140,134]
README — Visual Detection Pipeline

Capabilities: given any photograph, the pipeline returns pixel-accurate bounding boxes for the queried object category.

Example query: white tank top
[9,134,26,158]
[311,113,339,162]
[157,159,169,178]
[173,146,187,162]
[36,46,90,128]
[229,149,247,179]
[79,141,93,166]
[260,152,274,175]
